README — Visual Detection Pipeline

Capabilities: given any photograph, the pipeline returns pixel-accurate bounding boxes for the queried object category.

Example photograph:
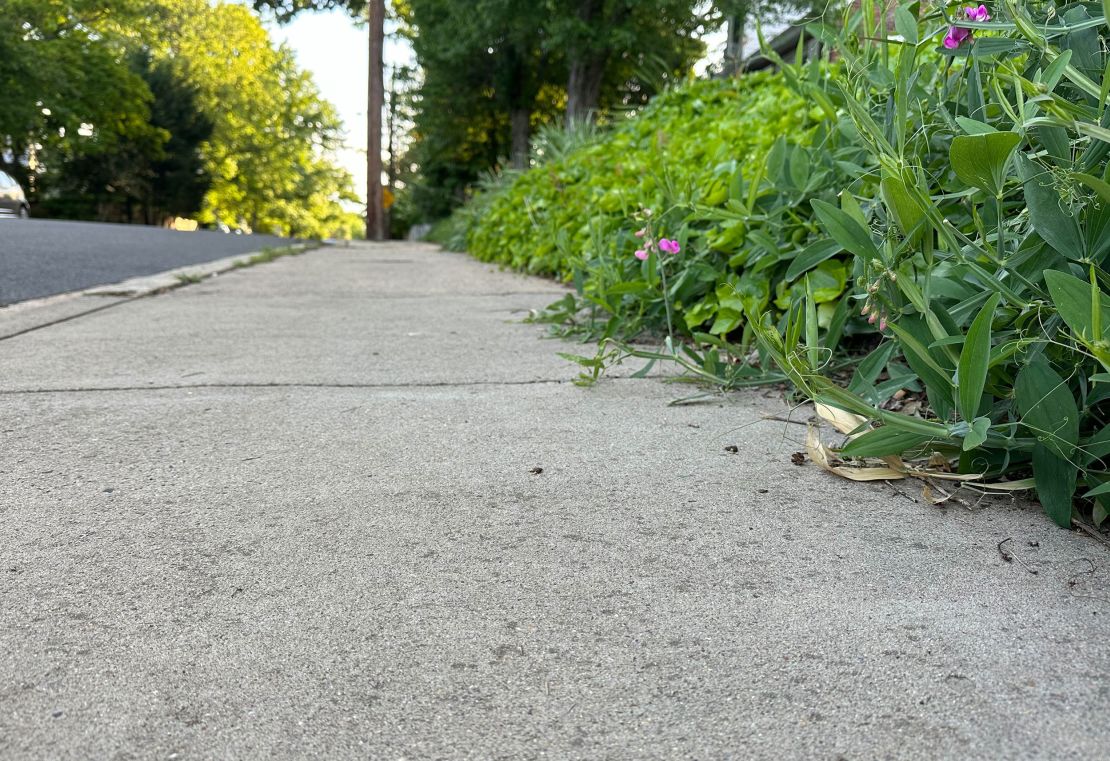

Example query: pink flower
[634,228,647,238]
[634,249,648,261]
[943,26,971,48]
[944,5,989,49]
[965,4,990,22]
[658,238,680,254]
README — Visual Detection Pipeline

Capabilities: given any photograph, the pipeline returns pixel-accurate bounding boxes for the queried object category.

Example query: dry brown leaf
[806,425,908,482]
[881,454,909,471]
[911,470,983,482]
[969,478,1036,492]
[926,452,950,471]
[813,403,869,438]
[922,482,950,505]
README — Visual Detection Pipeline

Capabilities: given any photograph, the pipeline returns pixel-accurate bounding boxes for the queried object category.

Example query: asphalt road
[0,218,295,305]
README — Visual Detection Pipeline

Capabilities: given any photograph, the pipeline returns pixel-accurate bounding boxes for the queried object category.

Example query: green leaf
[887,322,956,412]
[1044,269,1110,342]
[1017,154,1086,258]
[1081,480,1110,498]
[839,426,935,458]
[1074,172,1110,205]
[1039,48,1073,93]
[839,190,868,229]
[709,308,742,335]
[894,6,918,46]
[811,198,880,260]
[784,239,841,281]
[969,38,1026,56]
[804,276,819,369]
[824,295,850,352]
[880,172,927,242]
[956,292,1000,422]
[1032,444,1077,528]
[1082,423,1110,465]
[809,260,847,303]
[1075,120,1110,146]
[1015,357,1080,460]
[949,131,1021,197]
[848,341,897,397]
[955,117,996,135]
[963,416,991,451]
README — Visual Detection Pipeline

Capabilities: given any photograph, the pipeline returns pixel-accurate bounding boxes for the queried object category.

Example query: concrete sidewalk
[1,242,1107,759]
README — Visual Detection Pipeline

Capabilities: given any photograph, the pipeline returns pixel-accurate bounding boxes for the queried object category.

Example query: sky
[252,5,414,205]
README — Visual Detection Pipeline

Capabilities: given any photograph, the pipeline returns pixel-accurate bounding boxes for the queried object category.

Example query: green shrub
[450,73,859,346]
[444,0,1110,530]
[749,0,1110,529]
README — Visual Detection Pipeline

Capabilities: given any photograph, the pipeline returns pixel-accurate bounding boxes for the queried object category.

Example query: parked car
[0,171,30,218]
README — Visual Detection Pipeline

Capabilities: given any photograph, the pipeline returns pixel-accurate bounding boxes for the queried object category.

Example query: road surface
[0,218,294,305]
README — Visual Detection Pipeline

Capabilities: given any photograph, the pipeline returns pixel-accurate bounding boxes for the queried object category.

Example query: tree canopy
[0,0,360,237]
[251,0,715,221]
[397,0,710,219]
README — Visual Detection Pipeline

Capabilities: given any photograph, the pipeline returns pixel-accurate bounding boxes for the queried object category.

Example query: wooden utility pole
[386,65,398,235]
[366,0,385,241]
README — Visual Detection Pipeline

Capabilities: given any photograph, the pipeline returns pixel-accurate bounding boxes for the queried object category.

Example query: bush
[444,0,1110,530]
[748,0,1110,528]
[448,73,858,348]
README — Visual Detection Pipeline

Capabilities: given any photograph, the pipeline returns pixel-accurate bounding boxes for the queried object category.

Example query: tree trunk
[366,0,386,241]
[565,0,604,126]
[724,13,744,76]
[566,55,605,125]
[509,109,530,169]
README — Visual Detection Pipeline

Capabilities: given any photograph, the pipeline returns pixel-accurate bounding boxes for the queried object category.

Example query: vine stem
[657,253,676,353]
[997,193,1005,262]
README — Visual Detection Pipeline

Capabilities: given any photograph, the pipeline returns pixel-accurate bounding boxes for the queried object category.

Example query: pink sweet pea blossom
[658,238,680,254]
[634,249,649,261]
[635,228,647,238]
[966,4,990,21]
[943,26,972,48]
[944,5,990,49]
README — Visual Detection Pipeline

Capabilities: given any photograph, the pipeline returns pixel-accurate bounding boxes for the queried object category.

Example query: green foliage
[391,0,712,221]
[445,73,851,351]
[744,0,1110,529]
[1,0,358,237]
[144,0,359,237]
[0,0,153,188]
[444,1,1110,529]
[38,54,213,223]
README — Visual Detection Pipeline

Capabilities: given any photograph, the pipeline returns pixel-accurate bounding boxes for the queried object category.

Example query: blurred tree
[251,0,384,239]
[546,0,706,124]
[1,0,359,237]
[143,58,213,223]
[254,0,711,222]
[42,54,211,224]
[0,0,152,196]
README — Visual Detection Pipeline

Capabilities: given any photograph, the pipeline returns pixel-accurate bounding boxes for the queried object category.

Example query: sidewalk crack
[0,379,576,395]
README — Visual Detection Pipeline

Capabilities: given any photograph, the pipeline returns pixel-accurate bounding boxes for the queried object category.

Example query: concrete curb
[81,242,318,298]
[0,242,319,341]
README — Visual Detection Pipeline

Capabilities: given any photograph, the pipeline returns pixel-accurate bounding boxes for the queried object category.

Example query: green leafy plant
[745,0,1110,528]
[441,0,1110,531]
